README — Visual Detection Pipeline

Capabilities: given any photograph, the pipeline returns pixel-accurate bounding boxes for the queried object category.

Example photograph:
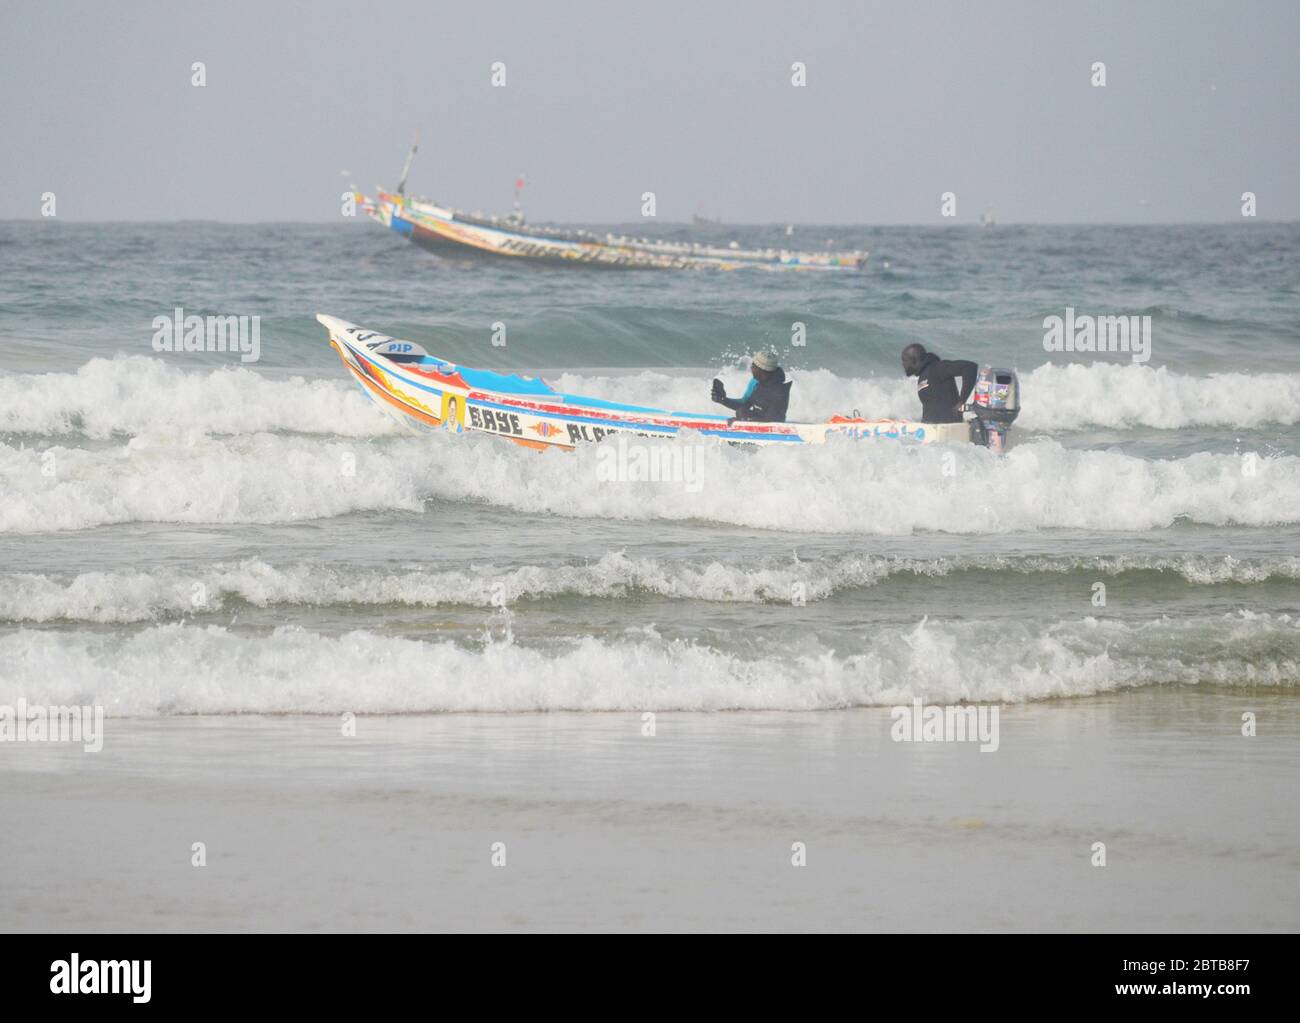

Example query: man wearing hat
[711,351,791,423]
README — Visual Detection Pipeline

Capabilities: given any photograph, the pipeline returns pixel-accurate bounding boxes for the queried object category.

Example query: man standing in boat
[900,343,979,424]
[711,352,791,423]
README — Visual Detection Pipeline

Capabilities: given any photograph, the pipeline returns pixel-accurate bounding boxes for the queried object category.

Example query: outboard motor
[968,365,1020,453]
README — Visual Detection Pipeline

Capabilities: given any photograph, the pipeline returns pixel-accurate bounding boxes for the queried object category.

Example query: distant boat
[980,207,998,227]
[354,146,866,272]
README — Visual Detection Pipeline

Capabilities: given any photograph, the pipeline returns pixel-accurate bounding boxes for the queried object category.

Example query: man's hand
[711,378,726,403]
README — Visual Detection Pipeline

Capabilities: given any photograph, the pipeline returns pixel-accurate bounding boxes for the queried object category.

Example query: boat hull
[319,315,977,451]
[366,191,866,272]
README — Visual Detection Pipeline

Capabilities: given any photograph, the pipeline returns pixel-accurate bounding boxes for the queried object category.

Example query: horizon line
[3,217,1295,228]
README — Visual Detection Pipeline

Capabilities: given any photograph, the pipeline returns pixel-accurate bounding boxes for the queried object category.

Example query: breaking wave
[1,612,1295,715]
[0,357,399,439]
[3,552,1299,623]
[561,363,1300,433]
[2,430,1297,534]
[2,356,1298,441]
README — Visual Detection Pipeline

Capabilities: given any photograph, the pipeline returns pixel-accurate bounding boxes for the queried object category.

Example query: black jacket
[915,353,978,424]
[716,369,791,422]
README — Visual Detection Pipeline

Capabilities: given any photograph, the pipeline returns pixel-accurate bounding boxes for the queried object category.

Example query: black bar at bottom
[1,934,1287,1010]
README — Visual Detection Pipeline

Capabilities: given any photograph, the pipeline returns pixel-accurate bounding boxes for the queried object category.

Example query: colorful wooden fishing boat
[353,146,866,271]
[319,315,1001,450]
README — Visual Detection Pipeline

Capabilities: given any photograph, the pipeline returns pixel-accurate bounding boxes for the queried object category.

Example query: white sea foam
[0,612,1294,715]
[3,552,1298,623]
[0,357,398,439]
[2,357,1297,441]
[1015,363,1300,430]
[0,433,427,532]
[554,363,1300,431]
[2,430,1298,534]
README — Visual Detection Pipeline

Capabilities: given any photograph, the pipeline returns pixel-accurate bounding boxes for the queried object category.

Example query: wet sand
[1,687,1296,932]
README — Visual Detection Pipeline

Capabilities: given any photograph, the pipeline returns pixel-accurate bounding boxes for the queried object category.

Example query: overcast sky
[1,0,1296,223]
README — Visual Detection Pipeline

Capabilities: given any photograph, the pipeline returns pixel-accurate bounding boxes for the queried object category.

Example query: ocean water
[2,220,1297,931]
[1,220,1297,715]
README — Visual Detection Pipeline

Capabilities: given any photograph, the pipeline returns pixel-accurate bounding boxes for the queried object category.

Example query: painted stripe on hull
[322,315,971,450]
[343,344,805,444]
[371,195,866,272]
